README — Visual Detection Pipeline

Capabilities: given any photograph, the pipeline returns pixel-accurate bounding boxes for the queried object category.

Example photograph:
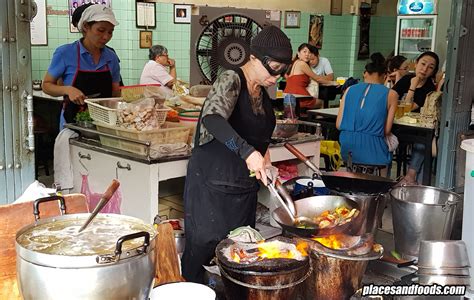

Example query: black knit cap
[72,3,95,27]
[251,25,292,65]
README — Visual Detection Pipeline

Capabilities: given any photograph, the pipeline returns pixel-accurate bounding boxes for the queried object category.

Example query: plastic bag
[14,180,56,204]
[320,140,343,170]
[385,133,399,152]
[81,174,121,214]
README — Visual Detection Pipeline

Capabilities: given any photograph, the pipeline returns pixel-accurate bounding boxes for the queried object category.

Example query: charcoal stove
[215,237,311,300]
[291,233,383,300]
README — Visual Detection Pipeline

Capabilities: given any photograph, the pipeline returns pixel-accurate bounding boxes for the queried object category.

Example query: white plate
[149,282,216,300]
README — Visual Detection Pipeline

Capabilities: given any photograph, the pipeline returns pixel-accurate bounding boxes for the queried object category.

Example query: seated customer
[309,47,334,82]
[284,43,326,112]
[385,55,408,88]
[392,51,439,184]
[140,45,177,98]
[336,53,398,176]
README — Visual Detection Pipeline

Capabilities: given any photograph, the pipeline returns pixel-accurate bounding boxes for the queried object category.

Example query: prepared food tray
[94,121,191,156]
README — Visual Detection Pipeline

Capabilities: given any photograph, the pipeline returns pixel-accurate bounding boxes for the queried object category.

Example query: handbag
[306,79,319,98]
[385,133,399,152]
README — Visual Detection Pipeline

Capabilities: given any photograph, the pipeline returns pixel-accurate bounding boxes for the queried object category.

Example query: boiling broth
[17,216,156,256]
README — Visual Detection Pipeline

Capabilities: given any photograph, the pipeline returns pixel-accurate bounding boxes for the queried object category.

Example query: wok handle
[283,143,322,175]
[275,179,296,216]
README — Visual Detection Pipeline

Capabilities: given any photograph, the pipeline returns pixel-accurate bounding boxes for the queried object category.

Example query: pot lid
[17,214,156,256]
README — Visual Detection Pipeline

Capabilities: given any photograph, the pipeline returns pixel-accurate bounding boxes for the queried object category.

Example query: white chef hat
[77,4,118,33]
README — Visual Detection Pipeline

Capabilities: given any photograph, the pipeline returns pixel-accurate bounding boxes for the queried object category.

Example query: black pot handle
[33,195,66,221]
[114,231,150,257]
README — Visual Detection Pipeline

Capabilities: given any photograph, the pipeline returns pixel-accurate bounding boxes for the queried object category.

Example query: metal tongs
[267,177,319,228]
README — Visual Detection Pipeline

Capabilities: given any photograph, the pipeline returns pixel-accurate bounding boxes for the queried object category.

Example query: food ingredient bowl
[273,120,298,138]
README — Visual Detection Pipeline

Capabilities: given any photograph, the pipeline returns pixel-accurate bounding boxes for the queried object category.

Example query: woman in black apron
[181,26,293,283]
[42,4,121,127]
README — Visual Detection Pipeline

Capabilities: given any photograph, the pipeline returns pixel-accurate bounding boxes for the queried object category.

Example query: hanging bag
[81,174,122,214]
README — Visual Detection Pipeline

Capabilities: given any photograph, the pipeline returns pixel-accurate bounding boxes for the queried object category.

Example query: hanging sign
[397,0,437,15]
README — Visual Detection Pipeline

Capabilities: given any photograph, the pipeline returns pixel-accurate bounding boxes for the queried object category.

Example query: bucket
[178,110,200,145]
[390,186,461,259]
[461,138,474,289]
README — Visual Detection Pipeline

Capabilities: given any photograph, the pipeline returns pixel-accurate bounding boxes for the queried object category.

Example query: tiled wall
[32,0,190,85]
[32,3,395,85]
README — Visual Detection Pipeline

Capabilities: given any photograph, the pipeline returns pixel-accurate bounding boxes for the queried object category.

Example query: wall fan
[194,14,262,84]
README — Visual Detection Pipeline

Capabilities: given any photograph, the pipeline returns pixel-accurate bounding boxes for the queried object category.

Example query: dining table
[307,107,436,185]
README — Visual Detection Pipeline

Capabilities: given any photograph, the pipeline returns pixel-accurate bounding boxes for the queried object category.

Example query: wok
[322,171,395,194]
[283,142,395,194]
[272,195,360,237]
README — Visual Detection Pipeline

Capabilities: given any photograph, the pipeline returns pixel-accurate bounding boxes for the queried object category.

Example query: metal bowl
[418,240,470,269]
[417,274,471,285]
[417,266,470,276]
[273,120,299,138]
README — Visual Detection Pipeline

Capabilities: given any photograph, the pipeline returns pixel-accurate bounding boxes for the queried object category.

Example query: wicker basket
[85,98,124,126]
[95,121,191,156]
[120,84,162,102]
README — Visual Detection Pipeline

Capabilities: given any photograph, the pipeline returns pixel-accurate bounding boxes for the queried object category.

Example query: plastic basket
[87,97,171,127]
[156,106,172,125]
[85,98,124,126]
[95,121,191,156]
[120,84,162,102]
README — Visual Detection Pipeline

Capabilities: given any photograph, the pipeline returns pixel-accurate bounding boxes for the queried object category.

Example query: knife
[86,93,101,98]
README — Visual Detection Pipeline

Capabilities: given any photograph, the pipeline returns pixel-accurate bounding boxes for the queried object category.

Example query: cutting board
[0,194,88,299]
[154,223,185,286]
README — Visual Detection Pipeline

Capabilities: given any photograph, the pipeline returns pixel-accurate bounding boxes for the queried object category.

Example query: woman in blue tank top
[336,53,398,176]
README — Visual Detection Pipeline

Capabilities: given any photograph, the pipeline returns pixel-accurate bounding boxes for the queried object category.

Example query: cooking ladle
[78,179,120,233]
[267,177,319,228]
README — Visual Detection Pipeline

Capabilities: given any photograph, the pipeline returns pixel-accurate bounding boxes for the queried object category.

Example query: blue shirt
[47,40,121,85]
[339,83,392,165]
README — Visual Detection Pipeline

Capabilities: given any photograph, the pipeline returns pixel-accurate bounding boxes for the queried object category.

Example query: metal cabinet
[70,144,188,223]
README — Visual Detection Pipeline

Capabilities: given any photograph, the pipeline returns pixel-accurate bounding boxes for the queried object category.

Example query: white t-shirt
[311,57,333,76]
[139,60,173,96]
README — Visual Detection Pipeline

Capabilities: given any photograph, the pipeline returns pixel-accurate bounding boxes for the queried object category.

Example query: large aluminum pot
[16,212,157,300]
[390,186,461,259]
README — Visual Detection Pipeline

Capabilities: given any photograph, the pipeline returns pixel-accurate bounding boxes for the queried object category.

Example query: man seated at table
[309,47,334,83]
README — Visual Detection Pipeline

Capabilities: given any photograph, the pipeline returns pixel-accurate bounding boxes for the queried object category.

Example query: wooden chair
[0,194,88,299]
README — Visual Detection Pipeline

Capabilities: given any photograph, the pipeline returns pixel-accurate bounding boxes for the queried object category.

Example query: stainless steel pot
[16,206,156,300]
[332,191,387,236]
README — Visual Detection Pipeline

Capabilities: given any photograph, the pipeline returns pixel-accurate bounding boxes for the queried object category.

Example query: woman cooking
[181,25,292,283]
[42,4,121,128]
